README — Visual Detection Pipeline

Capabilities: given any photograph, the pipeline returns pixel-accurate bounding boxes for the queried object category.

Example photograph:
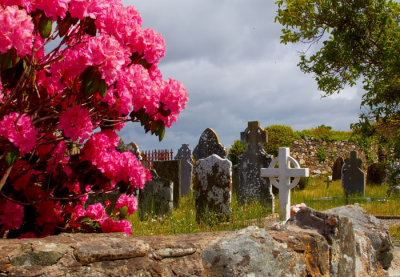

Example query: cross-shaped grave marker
[240,121,267,149]
[260,147,309,221]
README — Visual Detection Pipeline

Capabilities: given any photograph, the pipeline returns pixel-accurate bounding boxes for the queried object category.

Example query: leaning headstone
[341,151,365,196]
[236,121,273,207]
[139,170,173,220]
[332,157,344,181]
[193,154,232,223]
[193,128,227,160]
[153,160,181,208]
[174,144,193,196]
[261,147,309,221]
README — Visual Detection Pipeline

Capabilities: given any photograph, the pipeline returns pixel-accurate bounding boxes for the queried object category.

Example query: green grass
[130,177,400,239]
[130,192,271,236]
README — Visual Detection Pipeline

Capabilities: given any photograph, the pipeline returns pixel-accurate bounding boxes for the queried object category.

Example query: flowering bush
[0,0,187,238]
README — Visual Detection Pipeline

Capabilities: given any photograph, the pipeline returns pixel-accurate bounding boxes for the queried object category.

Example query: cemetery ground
[129,177,400,247]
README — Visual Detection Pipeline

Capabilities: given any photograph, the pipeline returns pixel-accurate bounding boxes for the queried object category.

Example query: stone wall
[0,206,392,276]
[290,137,375,177]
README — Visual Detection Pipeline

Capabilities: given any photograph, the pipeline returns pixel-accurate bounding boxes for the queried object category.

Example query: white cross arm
[260,168,309,178]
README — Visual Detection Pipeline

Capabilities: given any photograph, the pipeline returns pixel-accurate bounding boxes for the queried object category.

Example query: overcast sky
[120,0,364,154]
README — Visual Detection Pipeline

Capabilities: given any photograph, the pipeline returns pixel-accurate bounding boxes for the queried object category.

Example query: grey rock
[325,205,394,270]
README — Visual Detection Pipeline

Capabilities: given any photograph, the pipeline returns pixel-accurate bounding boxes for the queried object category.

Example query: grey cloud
[119,1,364,153]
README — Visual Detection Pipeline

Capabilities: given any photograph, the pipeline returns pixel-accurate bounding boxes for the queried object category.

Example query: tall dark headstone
[341,151,365,196]
[139,170,173,220]
[153,160,181,208]
[175,144,193,196]
[236,121,273,208]
[332,157,344,181]
[193,128,227,160]
[193,154,232,223]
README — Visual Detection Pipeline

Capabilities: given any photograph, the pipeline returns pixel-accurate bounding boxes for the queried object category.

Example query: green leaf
[0,51,12,71]
[98,79,107,98]
[158,125,165,141]
[119,206,128,218]
[6,147,19,167]
[39,14,52,39]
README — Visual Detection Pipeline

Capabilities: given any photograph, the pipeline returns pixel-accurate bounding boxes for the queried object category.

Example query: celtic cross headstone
[236,121,273,207]
[260,147,309,221]
[341,151,365,196]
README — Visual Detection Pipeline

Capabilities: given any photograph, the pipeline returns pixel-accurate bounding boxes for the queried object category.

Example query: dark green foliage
[228,140,246,165]
[263,125,299,157]
[316,146,327,163]
[276,0,400,146]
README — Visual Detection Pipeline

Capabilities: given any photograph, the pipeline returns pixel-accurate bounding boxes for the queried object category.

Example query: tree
[228,140,246,165]
[263,125,299,157]
[275,0,400,128]
[0,1,187,238]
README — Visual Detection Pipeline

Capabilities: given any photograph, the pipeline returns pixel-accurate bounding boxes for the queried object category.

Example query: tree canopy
[275,0,400,127]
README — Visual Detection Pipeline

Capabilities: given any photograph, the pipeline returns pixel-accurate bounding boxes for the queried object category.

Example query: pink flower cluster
[0,0,188,238]
[0,112,38,154]
[81,130,151,187]
[58,105,93,143]
[115,194,138,216]
[0,5,33,56]
[0,199,24,232]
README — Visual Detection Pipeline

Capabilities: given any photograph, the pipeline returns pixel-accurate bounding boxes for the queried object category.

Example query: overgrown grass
[130,192,272,236]
[291,178,400,216]
[130,177,400,238]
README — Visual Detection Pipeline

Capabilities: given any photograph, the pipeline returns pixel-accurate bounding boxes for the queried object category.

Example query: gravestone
[332,157,344,181]
[153,160,181,208]
[193,128,227,160]
[175,144,193,196]
[261,147,309,221]
[341,151,365,196]
[193,154,232,223]
[139,170,173,220]
[367,162,388,185]
[236,121,273,207]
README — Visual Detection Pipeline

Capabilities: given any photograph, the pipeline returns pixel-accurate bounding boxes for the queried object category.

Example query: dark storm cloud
[120,1,363,153]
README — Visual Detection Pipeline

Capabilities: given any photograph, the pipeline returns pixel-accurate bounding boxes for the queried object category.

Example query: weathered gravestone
[261,147,309,221]
[367,162,388,185]
[236,121,273,207]
[193,128,227,160]
[193,154,232,223]
[332,156,344,181]
[152,160,181,208]
[341,151,365,196]
[139,170,173,220]
[174,144,193,196]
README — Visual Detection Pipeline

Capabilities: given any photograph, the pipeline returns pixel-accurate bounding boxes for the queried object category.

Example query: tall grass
[130,177,400,236]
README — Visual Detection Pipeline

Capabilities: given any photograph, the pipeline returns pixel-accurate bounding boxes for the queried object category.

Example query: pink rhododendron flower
[0,5,33,56]
[58,105,93,143]
[115,194,137,216]
[100,218,132,236]
[133,28,166,64]
[0,112,38,154]
[32,0,70,20]
[85,203,107,221]
[0,199,24,231]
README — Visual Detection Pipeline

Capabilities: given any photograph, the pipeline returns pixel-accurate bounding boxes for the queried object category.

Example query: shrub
[264,125,299,157]
[228,140,246,165]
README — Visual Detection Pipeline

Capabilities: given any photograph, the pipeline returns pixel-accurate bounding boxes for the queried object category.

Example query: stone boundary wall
[290,137,376,177]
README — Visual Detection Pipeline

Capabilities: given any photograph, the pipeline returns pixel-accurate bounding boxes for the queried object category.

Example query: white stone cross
[260,147,309,222]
